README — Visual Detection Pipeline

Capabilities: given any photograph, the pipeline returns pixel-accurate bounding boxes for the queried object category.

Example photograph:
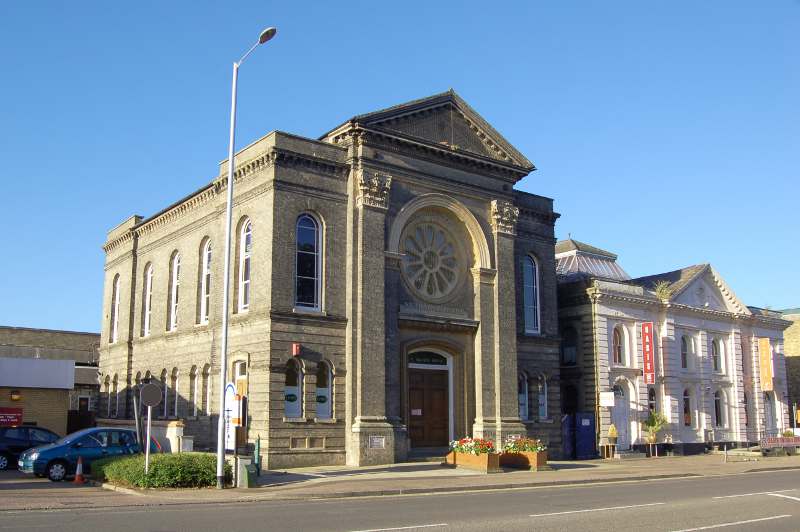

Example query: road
[1,469,799,531]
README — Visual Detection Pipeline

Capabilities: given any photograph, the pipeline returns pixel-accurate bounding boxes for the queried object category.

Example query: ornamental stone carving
[400,217,466,304]
[490,199,519,235]
[357,170,392,209]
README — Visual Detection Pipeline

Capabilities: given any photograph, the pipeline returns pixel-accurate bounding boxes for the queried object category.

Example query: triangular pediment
[322,91,534,170]
[672,266,749,315]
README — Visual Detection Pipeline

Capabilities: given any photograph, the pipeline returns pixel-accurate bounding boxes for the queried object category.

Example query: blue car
[18,427,159,481]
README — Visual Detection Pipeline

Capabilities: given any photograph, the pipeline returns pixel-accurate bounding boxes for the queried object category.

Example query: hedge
[92,453,232,488]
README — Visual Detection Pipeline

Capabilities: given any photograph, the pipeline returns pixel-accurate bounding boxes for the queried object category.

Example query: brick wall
[0,387,69,435]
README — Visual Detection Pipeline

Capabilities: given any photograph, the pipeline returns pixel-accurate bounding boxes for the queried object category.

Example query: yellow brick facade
[0,387,69,435]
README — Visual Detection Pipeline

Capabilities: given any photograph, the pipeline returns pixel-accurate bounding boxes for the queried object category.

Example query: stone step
[612,451,647,460]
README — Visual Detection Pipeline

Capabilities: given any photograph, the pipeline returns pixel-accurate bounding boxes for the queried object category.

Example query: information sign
[0,407,22,426]
[642,322,655,385]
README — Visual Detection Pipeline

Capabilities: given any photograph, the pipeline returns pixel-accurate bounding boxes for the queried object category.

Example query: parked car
[0,426,60,470]
[18,427,160,481]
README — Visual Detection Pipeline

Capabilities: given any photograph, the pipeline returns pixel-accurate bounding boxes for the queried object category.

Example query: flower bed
[445,438,501,473]
[499,438,550,471]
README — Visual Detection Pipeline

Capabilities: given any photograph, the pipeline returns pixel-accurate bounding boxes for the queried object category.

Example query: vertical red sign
[642,322,655,385]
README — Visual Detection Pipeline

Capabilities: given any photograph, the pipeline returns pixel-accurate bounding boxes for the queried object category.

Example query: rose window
[400,222,463,303]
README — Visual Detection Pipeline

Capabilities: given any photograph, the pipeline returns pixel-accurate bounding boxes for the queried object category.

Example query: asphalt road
[2,469,799,531]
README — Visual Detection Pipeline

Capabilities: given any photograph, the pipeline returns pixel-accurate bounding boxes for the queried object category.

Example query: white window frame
[315,362,333,420]
[523,256,540,334]
[105,379,111,417]
[190,367,198,417]
[200,240,212,324]
[537,375,548,421]
[294,214,321,311]
[714,390,725,428]
[238,220,252,312]
[172,370,179,418]
[169,254,180,331]
[518,372,529,421]
[161,372,169,418]
[612,325,625,366]
[143,265,153,337]
[203,366,212,416]
[110,275,120,343]
[284,360,304,419]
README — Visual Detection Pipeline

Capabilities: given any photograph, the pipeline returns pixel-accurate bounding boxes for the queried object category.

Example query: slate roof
[555,239,629,282]
[555,238,617,259]
[628,264,709,294]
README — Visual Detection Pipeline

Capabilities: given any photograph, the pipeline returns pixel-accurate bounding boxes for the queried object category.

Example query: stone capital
[357,170,392,210]
[490,200,519,235]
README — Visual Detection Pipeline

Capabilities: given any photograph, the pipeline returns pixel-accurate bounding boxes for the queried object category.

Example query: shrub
[449,437,495,455]
[92,453,232,488]
[503,437,546,453]
[783,430,796,438]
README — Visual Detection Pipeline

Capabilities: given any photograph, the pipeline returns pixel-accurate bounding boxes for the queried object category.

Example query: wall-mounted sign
[642,322,655,385]
[368,435,386,449]
[411,409,422,416]
[0,407,22,426]
[224,383,241,451]
[599,391,615,407]
[758,338,774,392]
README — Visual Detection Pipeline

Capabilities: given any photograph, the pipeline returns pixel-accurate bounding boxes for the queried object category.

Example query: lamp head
[259,27,277,44]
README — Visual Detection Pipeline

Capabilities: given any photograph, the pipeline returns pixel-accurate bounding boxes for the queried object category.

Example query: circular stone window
[400,219,465,304]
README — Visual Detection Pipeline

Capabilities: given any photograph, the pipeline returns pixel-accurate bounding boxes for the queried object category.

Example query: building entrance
[408,351,451,448]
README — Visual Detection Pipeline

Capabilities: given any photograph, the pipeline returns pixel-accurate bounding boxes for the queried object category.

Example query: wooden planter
[500,450,550,471]
[444,451,501,473]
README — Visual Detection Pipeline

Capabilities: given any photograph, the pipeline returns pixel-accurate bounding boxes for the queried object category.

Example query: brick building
[98,91,562,467]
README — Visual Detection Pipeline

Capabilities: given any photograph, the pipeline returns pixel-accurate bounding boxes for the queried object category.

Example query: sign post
[140,383,162,475]
[642,322,655,385]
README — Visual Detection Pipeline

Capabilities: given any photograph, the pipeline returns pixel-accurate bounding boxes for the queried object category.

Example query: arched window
[112,375,119,418]
[199,240,212,324]
[238,219,252,312]
[743,392,750,428]
[160,369,168,418]
[171,368,179,418]
[316,362,333,420]
[142,264,153,337]
[523,256,540,333]
[711,339,721,373]
[537,375,548,421]
[714,391,724,427]
[648,387,657,413]
[680,336,689,369]
[104,376,111,417]
[518,373,529,421]
[110,274,120,343]
[189,366,198,417]
[285,360,303,418]
[612,326,624,365]
[295,214,321,310]
[561,326,578,366]
[201,364,211,416]
[683,389,692,427]
[168,253,181,331]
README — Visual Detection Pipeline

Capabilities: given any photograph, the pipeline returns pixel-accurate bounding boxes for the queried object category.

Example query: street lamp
[216,26,277,490]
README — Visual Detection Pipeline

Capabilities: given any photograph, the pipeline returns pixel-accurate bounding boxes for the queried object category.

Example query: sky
[0,1,797,332]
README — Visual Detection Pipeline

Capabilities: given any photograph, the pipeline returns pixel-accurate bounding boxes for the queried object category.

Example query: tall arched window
[201,364,211,416]
[238,219,252,311]
[112,375,119,418]
[171,368,179,418]
[295,214,321,310]
[523,256,540,333]
[680,336,689,369]
[189,366,198,417]
[168,253,181,331]
[110,274,120,343]
[285,360,303,418]
[648,387,657,413]
[160,369,168,418]
[711,339,721,373]
[561,326,578,366]
[743,392,750,428]
[518,373,529,421]
[714,390,724,427]
[199,240,212,324]
[683,389,692,427]
[612,326,624,365]
[104,376,111,417]
[537,375,548,421]
[142,264,153,337]
[316,362,333,420]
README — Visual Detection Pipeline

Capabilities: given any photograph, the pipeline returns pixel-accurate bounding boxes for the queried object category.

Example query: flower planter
[499,450,550,471]
[444,451,501,473]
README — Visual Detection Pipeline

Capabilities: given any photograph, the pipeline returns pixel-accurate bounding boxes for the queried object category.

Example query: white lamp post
[216,26,277,489]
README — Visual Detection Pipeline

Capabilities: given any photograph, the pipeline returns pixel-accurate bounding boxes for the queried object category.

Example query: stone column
[345,168,396,465]
[472,267,498,441]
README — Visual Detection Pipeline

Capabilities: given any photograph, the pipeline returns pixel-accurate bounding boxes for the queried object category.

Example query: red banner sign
[0,407,22,426]
[642,322,655,385]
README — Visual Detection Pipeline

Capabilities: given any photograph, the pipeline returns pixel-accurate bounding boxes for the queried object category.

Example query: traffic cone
[74,456,85,484]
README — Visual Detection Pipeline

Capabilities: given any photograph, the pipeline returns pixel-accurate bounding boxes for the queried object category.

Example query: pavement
[1,453,799,511]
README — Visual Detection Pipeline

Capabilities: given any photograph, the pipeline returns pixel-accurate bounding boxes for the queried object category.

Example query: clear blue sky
[1,1,797,332]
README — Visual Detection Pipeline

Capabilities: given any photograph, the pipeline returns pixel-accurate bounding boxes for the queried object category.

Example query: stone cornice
[135,185,218,239]
[269,310,348,329]
[270,147,348,178]
[490,199,519,235]
[103,230,135,254]
[517,207,559,226]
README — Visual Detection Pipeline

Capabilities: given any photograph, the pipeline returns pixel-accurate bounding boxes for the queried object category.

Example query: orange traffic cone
[74,456,85,484]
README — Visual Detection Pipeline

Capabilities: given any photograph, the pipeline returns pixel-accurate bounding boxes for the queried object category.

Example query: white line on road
[768,493,800,502]
[529,502,665,517]
[350,524,448,532]
[713,488,796,499]
[670,514,791,532]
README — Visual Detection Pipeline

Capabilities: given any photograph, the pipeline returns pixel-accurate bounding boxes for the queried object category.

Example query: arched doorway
[408,350,452,448]
[612,383,630,450]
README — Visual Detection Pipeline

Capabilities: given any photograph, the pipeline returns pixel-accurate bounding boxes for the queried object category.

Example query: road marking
[768,493,800,502]
[529,502,665,517]
[670,515,791,531]
[350,524,447,532]
[713,488,796,499]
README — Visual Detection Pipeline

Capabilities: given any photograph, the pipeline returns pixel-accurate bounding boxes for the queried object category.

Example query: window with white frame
[189,366,198,417]
[168,253,181,331]
[712,338,724,374]
[285,360,303,418]
[238,220,252,311]
[104,377,111,417]
[523,256,540,333]
[683,388,692,426]
[537,375,548,421]
[316,362,333,420]
[160,369,168,418]
[142,265,153,337]
[113,376,119,417]
[518,372,529,421]
[612,326,624,365]
[199,240,212,324]
[201,364,211,416]
[648,387,657,413]
[295,214,321,310]
[714,390,725,427]
[680,335,689,369]
[110,274,120,343]
[171,368,179,418]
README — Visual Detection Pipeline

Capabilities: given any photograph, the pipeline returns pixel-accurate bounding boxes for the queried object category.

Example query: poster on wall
[758,338,774,392]
[224,383,241,451]
[642,322,655,385]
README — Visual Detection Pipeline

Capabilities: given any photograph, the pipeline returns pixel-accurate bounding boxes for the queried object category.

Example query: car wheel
[47,460,68,482]
[0,453,10,471]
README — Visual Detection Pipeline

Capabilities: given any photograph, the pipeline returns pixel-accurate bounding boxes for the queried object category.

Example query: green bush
[92,453,232,488]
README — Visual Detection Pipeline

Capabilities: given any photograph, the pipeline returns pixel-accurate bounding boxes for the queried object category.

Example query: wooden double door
[408,368,449,448]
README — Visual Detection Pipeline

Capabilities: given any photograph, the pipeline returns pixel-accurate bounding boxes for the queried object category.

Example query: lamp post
[216,26,277,490]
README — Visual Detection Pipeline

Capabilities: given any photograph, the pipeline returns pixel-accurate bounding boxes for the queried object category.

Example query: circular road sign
[140,383,162,407]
